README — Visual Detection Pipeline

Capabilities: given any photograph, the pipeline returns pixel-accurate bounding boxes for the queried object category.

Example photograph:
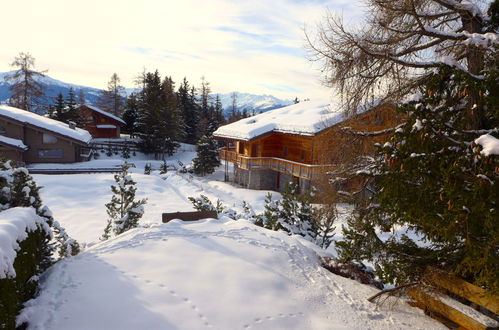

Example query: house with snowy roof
[76,104,125,138]
[0,105,92,163]
[213,100,402,194]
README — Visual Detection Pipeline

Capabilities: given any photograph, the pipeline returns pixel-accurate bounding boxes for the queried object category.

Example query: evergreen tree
[122,93,139,136]
[4,52,46,112]
[192,134,220,176]
[135,71,181,158]
[48,93,65,121]
[159,160,168,174]
[338,64,499,291]
[177,78,199,144]
[229,92,239,122]
[144,163,152,175]
[64,87,83,126]
[102,163,147,239]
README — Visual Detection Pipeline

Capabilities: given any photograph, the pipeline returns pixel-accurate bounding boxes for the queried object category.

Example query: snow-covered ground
[16,151,444,329]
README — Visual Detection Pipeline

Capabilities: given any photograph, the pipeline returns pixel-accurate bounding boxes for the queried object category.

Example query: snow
[13,150,445,329]
[82,104,125,125]
[214,100,379,141]
[18,218,444,330]
[0,135,28,150]
[475,134,499,156]
[0,207,50,279]
[0,105,92,144]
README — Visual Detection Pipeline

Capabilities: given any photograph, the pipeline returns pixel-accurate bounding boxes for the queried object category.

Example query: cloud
[0,0,364,100]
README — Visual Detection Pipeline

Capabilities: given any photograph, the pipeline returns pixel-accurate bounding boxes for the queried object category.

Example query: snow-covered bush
[102,162,147,239]
[188,195,225,213]
[144,163,152,175]
[0,160,79,329]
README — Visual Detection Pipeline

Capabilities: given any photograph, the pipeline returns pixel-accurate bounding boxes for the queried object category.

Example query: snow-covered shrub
[102,162,147,239]
[0,161,79,329]
[159,160,168,174]
[144,163,152,175]
[188,195,225,213]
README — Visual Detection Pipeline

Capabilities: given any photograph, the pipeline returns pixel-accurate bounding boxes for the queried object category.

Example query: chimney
[68,121,76,129]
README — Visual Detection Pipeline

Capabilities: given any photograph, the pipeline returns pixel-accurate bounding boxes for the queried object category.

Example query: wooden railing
[219,149,335,180]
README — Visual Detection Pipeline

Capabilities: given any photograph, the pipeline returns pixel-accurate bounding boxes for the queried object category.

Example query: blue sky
[0,0,364,100]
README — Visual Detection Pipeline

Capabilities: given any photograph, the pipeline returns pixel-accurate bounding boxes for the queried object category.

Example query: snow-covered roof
[0,135,28,150]
[213,100,377,141]
[81,104,125,125]
[96,124,117,129]
[0,106,92,144]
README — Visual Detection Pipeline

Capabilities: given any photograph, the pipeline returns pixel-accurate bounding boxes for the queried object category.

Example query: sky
[0,0,364,101]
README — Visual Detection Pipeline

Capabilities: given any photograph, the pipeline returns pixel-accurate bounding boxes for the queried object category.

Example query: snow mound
[475,134,499,156]
[0,207,50,279]
[19,219,444,330]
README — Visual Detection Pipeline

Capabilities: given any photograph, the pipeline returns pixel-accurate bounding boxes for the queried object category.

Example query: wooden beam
[408,287,492,330]
[162,211,218,223]
[424,267,499,314]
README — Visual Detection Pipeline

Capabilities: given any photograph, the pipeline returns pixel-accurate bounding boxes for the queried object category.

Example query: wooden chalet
[76,104,125,138]
[213,100,403,194]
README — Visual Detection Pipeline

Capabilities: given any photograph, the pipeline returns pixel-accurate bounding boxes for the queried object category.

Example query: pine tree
[102,163,147,239]
[135,71,181,158]
[338,64,499,291]
[48,93,65,121]
[177,78,200,144]
[4,52,46,112]
[144,163,152,175]
[64,87,83,126]
[122,93,139,137]
[159,160,168,174]
[192,134,220,176]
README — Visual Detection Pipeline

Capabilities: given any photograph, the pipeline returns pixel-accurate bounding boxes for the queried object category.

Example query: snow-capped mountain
[216,92,293,116]
[0,71,103,108]
[0,72,293,115]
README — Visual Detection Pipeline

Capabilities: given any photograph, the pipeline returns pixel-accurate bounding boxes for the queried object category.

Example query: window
[283,146,288,157]
[300,150,306,161]
[238,142,245,154]
[38,149,64,159]
[0,126,6,135]
[42,133,57,144]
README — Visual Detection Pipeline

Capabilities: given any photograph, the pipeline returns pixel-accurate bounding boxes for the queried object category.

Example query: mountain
[0,72,293,115]
[216,92,293,116]
[0,71,103,111]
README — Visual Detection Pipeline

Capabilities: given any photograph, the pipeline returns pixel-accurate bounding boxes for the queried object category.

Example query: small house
[76,104,125,138]
[0,105,92,163]
[213,100,402,194]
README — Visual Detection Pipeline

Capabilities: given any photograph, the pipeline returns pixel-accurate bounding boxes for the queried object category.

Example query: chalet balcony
[219,149,335,180]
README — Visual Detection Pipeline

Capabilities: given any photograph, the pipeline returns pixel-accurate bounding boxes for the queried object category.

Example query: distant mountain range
[0,71,293,115]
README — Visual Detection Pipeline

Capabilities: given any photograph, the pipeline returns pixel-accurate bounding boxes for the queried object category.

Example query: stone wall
[234,166,312,194]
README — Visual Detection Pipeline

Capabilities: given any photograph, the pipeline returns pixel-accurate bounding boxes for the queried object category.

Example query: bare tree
[5,52,47,112]
[230,92,239,122]
[306,0,496,129]
[97,73,125,116]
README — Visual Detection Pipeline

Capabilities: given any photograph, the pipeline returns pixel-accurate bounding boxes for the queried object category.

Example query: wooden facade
[216,103,403,193]
[77,105,124,138]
